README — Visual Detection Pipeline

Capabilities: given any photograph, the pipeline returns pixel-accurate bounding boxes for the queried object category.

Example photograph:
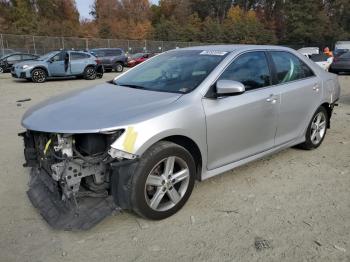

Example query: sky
[76,0,159,20]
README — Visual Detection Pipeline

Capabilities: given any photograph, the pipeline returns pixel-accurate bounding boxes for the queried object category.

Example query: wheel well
[161,136,202,181]
[320,103,332,128]
[31,67,48,76]
[85,64,96,70]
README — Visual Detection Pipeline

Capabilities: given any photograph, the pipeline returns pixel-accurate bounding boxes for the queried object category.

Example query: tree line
[0,0,349,46]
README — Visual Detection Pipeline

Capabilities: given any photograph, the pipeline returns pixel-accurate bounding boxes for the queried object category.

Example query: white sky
[76,0,159,20]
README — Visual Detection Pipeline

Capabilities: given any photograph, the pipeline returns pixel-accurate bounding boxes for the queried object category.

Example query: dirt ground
[0,71,349,262]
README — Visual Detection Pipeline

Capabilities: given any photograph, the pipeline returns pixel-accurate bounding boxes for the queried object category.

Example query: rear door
[70,52,90,75]
[268,51,321,145]
[203,51,280,170]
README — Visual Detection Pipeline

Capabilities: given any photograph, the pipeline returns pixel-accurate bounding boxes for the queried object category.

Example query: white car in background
[298,47,319,57]
[297,47,333,71]
[309,54,334,71]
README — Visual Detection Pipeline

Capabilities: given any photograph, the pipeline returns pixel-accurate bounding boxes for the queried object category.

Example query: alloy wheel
[0,66,3,73]
[32,69,46,83]
[144,156,190,212]
[310,111,327,145]
[86,68,96,79]
[115,64,123,72]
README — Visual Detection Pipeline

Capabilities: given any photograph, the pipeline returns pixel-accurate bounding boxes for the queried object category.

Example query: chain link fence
[0,33,215,56]
[0,33,333,57]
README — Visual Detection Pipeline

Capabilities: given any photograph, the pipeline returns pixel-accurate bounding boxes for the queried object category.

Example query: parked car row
[1,47,156,83]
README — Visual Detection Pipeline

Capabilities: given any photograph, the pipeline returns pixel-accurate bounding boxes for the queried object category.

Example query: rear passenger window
[71,52,89,60]
[270,51,314,84]
[218,51,271,91]
[105,49,121,56]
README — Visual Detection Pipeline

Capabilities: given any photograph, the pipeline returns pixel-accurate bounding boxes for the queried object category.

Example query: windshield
[37,51,59,61]
[115,50,228,93]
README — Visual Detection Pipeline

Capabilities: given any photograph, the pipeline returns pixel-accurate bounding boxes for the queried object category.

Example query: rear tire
[0,66,4,73]
[84,66,97,80]
[131,141,196,220]
[31,68,47,83]
[113,62,124,73]
[298,106,328,150]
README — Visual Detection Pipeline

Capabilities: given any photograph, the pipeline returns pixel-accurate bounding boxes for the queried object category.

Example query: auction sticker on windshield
[200,51,228,56]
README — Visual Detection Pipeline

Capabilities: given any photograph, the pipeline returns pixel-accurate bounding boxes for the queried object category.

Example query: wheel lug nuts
[168,175,171,179]
[162,187,166,192]
[162,180,165,185]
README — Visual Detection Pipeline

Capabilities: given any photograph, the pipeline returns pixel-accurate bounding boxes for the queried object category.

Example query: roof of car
[90,48,123,50]
[182,44,293,52]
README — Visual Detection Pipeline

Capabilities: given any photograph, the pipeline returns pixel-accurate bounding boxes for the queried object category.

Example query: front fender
[109,101,207,161]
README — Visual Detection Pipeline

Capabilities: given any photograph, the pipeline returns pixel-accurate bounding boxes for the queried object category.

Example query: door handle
[313,85,320,92]
[266,95,277,104]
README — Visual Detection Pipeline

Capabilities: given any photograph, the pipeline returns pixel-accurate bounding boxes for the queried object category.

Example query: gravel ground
[0,72,349,262]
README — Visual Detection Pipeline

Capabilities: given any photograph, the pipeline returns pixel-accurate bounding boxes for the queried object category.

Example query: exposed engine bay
[20,130,137,230]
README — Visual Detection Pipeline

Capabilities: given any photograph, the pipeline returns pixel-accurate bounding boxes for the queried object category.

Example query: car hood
[22,83,182,133]
[14,60,44,67]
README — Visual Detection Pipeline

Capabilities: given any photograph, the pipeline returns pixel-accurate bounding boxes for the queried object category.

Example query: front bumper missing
[27,168,119,230]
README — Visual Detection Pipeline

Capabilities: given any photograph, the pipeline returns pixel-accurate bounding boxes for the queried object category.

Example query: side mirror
[215,80,245,97]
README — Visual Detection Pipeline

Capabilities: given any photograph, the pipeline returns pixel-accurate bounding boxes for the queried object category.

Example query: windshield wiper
[116,83,146,90]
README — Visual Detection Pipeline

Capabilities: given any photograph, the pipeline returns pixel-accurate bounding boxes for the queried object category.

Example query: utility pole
[0,34,4,56]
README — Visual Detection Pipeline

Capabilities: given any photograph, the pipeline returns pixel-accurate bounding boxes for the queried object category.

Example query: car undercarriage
[20,130,136,230]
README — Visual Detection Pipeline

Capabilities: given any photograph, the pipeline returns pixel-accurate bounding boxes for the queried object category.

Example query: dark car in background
[330,51,350,74]
[0,53,39,73]
[89,48,127,72]
[127,52,153,67]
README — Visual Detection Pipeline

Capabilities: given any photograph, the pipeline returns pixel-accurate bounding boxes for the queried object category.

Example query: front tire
[131,141,196,220]
[0,66,4,73]
[31,68,47,83]
[298,106,328,150]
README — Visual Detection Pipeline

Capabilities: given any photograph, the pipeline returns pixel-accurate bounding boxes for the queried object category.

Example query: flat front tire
[131,141,196,220]
[298,106,328,150]
[31,68,47,83]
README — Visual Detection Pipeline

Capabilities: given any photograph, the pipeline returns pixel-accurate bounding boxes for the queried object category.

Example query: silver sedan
[20,45,340,229]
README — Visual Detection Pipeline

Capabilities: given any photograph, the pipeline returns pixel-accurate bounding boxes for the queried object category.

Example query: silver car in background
[20,45,340,230]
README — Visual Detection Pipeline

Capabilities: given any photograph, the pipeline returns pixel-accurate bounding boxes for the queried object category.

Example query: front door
[203,51,279,170]
[48,52,67,76]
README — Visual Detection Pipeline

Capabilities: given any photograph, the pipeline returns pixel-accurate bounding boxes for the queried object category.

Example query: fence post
[62,37,65,49]
[85,38,88,50]
[0,34,4,56]
[32,35,37,54]
[144,40,147,51]
[108,39,110,48]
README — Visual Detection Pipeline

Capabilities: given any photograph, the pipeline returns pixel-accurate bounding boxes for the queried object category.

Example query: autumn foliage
[0,0,349,45]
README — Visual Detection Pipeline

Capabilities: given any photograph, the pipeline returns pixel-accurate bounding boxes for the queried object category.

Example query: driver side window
[218,51,271,91]
[51,52,64,62]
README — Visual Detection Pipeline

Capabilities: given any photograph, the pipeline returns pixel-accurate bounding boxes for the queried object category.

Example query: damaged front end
[20,130,137,230]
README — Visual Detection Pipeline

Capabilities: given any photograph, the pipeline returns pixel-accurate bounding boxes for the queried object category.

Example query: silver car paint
[21,45,340,181]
